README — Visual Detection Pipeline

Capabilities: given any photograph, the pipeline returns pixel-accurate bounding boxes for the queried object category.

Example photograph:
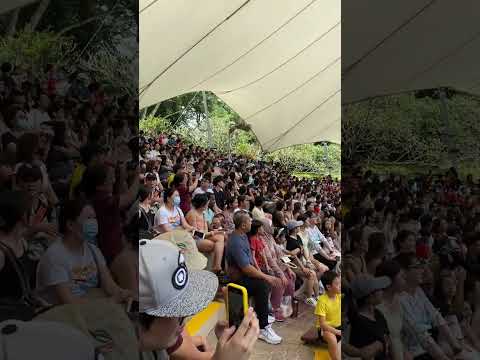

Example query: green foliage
[0,0,137,52]
[143,92,340,176]
[342,93,480,168]
[78,44,137,97]
[139,115,172,135]
[0,30,76,72]
[266,143,341,179]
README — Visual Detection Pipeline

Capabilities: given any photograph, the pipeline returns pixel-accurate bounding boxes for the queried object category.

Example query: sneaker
[305,297,317,307]
[268,314,275,324]
[258,325,282,345]
[274,309,285,322]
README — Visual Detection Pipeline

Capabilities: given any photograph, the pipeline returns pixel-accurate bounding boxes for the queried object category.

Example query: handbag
[0,242,46,321]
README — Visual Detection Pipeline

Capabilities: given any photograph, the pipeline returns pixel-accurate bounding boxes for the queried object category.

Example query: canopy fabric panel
[140,0,341,150]
[343,0,480,104]
[0,0,37,14]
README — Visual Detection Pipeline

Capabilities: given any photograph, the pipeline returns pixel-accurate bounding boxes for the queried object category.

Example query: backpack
[0,242,49,321]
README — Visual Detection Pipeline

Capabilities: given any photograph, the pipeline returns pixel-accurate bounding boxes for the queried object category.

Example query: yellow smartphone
[226,283,249,329]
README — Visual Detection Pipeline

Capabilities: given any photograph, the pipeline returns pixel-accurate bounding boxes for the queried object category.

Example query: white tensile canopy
[0,0,37,15]
[140,0,341,151]
[343,0,480,104]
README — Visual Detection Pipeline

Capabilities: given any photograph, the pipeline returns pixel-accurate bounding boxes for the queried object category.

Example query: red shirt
[250,235,266,270]
[93,191,123,264]
[176,184,191,214]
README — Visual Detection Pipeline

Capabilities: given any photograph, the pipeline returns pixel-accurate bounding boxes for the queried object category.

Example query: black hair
[304,210,314,219]
[192,194,209,209]
[394,253,418,270]
[376,260,401,280]
[139,186,152,202]
[59,198,89,233]
[79,143,104,165]
[366,232,386,263]
[275,200,284,211]
[248,219,263,236]
[322,270,339,289]
[254,196,264,208]
[163,187,177,202]
[82,164,109,197]
[16,163,42,183]
[394,230,414,251]
[0,191,29,233]
[213,176,223,186]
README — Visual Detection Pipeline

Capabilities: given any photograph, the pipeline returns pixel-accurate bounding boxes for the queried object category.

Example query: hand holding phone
[226,283,248,330]
[193,230,205,240]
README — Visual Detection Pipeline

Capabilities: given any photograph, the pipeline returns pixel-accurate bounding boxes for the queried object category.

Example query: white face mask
[15,111,30,130]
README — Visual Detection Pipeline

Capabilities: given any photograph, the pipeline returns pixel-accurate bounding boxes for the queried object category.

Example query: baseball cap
[139,240,218,317]
[286,220,303,231]
[155,230,208,270]
[349,275,391,300]
[0,320,97,359]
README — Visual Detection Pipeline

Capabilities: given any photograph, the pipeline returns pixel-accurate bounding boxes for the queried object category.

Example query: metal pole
[323,142,330,175]
[228,127,232,160]
[203,91,212,148]
[438,88,454,168]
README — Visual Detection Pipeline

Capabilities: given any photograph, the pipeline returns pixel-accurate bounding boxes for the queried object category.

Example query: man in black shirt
[213,176,226,210]
[348,275,392,360]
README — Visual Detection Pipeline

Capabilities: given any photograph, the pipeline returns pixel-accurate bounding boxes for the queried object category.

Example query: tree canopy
[140,92,340,179]
[342,93,480,174]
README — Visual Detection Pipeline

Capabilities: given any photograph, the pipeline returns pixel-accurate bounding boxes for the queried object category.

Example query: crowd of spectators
[138,130,341,358]
[342,168,480,360]
[0,61,139,357]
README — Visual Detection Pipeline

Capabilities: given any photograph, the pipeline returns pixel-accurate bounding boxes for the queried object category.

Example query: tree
[342,93,480,170]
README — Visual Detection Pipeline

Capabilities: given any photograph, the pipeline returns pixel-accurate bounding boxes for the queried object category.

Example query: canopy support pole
[323,142,330,175]
[203,91,212,148]
[228,127,232,160]
[438,88,455,167]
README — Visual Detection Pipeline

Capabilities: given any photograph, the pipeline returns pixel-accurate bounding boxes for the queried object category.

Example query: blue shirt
[226,232,254,270]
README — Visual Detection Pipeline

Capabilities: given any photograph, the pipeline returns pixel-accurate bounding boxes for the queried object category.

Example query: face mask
[82,219,98,245]
[16,112,31,130]
[173,196,181,207]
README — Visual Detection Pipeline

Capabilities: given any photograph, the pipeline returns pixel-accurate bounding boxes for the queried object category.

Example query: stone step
[185,301,225,337]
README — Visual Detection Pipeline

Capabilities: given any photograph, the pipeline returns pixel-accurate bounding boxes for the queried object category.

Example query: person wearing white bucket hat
[138,240,259,360]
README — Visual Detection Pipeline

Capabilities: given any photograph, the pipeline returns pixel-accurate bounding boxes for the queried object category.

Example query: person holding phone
[185,194,225,274]
[138,240,259,360]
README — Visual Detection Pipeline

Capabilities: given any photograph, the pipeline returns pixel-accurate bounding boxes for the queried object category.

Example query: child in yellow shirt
[315,270,341,360]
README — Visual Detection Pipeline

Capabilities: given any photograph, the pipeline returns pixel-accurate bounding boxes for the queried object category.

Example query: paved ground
[207,302,318,360]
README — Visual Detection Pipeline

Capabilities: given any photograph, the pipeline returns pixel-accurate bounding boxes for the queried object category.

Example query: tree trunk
[25,0,50,32]
[7,8,20,36]
[58,15,100,36]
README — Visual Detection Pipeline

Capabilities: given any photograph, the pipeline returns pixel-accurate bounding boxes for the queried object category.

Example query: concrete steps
[185,301,225,338]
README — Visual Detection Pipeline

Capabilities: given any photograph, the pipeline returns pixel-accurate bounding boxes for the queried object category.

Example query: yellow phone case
[226,283,249,325]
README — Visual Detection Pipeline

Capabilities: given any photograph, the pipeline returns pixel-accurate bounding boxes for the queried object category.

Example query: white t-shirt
[29,108,51,129]
[154,206,184,230]
[36,240,106,304]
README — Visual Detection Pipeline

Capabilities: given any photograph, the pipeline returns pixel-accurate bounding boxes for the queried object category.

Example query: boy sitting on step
[315,271,341,360]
